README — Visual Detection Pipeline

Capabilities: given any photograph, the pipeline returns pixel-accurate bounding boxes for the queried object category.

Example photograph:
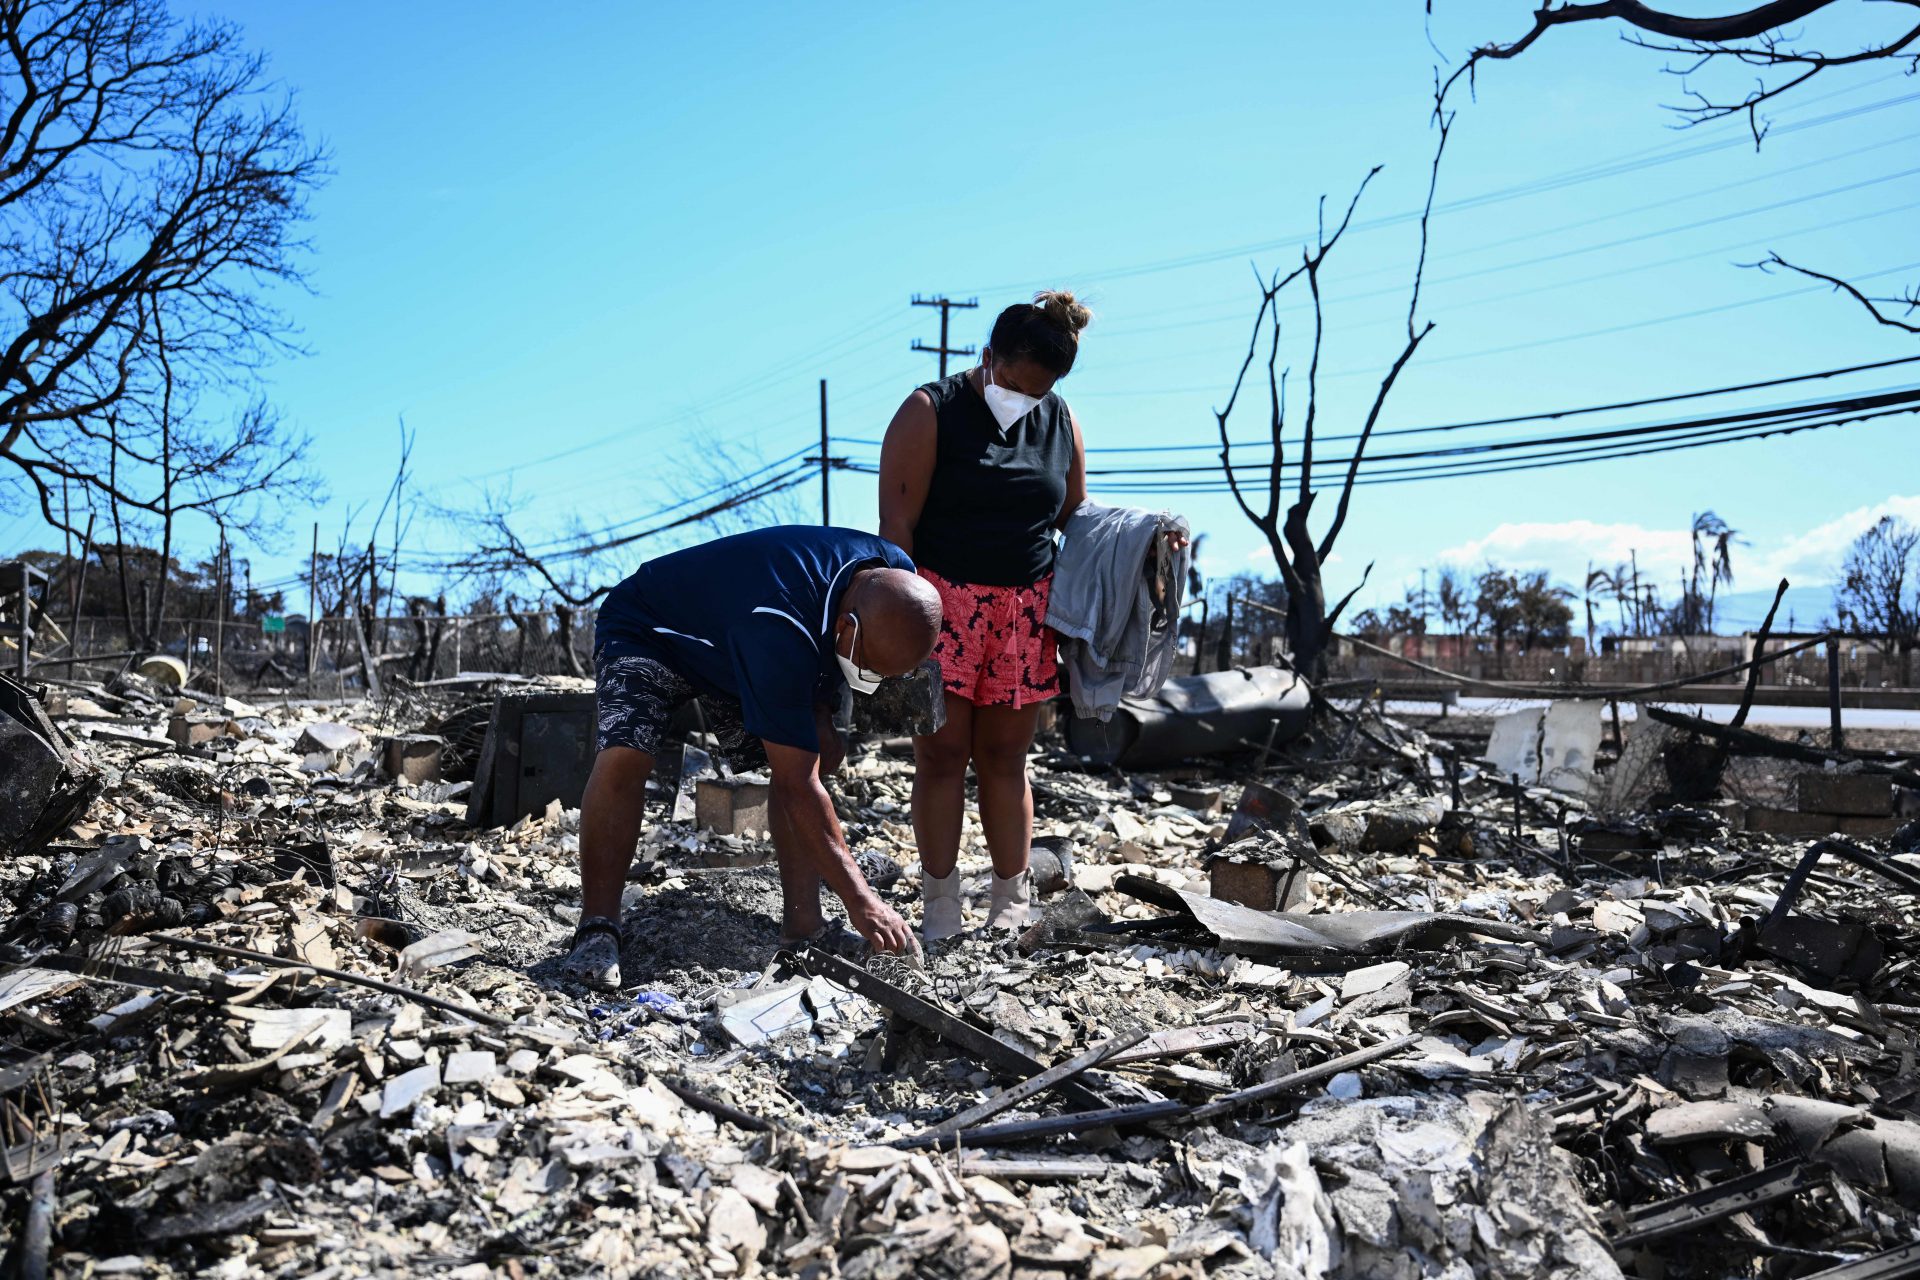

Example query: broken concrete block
[297,721,365,755]
[1797,772,1893,818]
[1745,807,1901,839]
[383,734,446,784]
[1,675,102,857]
[443,1050,498,1086]
[695,777,770,837]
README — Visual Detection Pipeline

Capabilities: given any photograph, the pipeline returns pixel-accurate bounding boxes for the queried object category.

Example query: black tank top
[911,370,1074,588]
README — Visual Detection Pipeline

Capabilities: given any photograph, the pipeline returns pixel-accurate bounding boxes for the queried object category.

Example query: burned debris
[0,664,1918,1280]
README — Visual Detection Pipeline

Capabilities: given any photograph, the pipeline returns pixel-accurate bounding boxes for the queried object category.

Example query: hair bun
[1033,289,1092,334]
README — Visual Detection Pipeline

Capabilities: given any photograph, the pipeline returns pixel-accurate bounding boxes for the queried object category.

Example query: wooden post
[453,617,463,674]
[1828,636,1845,752]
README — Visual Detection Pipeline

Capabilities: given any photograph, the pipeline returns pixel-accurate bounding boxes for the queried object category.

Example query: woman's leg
[911,691,974,879]
[970,702,1043,879]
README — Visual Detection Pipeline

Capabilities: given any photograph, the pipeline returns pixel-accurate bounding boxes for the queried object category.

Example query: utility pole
[819,378,830,527]
[911,295,979,378]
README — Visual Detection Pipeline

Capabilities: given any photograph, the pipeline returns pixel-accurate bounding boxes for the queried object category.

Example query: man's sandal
[561,915,623,991]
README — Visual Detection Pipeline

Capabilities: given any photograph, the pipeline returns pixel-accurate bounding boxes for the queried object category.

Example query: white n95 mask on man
[837,615,884,695]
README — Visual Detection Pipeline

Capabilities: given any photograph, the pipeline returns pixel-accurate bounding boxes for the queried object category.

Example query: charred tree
[1213,105,1452,680]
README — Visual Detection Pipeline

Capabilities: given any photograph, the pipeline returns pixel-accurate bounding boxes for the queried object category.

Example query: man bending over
[561,525,942,989]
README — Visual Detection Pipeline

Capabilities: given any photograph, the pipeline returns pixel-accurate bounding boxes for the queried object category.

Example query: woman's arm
[877,389,937,555]
[1055,406,1088,530]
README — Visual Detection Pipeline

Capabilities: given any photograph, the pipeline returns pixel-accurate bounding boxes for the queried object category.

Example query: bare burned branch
[1751,251,1920,334]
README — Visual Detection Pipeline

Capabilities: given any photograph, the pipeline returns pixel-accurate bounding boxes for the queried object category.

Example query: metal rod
[146,933,507,1027]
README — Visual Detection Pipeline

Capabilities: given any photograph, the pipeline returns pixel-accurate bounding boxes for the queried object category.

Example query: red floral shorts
[919,567,1059,709]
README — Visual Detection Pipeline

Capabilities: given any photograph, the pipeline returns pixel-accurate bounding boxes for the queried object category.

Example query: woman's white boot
[985,870,1032,931]
[921,868,964,942]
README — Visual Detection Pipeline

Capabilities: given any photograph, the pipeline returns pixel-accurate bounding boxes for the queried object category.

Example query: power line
[1025,404,1915,493]
[831,354,1920,454]
[404,444,821,568]
[1074,257,1920,398]
[1072,389,1920,479]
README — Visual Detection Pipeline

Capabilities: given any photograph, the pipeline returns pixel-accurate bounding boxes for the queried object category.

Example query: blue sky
[10,1,1917,629]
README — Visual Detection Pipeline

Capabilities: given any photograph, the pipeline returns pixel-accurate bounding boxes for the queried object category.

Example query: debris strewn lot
[4,669,1920,1278]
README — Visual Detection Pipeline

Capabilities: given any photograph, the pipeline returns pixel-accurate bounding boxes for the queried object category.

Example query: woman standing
[878,291,1089,940]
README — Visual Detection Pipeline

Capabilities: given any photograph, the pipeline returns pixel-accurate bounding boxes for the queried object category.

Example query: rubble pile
[2,671,1920,1278]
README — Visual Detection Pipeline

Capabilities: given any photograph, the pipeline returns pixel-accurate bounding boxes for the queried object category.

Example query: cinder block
[384,734,446,784]
[1796,772,1894,818]
[695,777,770,837]
[1745,807,1902,839]
[1208,858,1309,912]
[166,714,226,748]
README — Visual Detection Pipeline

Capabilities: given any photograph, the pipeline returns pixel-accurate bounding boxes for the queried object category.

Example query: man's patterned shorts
[593,650,768,771]
[918,567,1060,710]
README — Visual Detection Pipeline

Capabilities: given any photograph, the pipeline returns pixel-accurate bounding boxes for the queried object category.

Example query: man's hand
[845,892,914,954]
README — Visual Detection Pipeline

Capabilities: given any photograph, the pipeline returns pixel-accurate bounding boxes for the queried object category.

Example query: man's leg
[578,746,655,922]
[565,651,681,989]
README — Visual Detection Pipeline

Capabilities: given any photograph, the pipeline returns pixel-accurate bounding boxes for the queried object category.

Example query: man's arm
[764,741,913,953]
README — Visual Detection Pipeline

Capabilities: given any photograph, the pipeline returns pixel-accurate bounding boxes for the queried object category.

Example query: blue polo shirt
[594,526,914,752]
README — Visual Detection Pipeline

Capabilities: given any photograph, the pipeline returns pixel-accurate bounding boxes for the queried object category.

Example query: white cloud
[1433,519,1693,586]
[1748,495,1920,584]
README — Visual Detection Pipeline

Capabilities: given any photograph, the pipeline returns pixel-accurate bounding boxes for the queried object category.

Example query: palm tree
[1584,563,1616,649]
[1689,511,1744,634]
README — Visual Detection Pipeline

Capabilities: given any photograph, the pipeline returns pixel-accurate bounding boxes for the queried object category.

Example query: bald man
[562,525,942,989]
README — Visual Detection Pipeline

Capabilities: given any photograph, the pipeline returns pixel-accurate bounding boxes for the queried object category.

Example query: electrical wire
[830,353,1920,454]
